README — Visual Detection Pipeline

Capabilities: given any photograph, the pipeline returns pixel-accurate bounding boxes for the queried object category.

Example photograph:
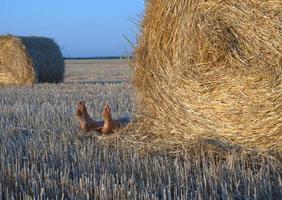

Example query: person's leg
[100,105,119,134]
[76,101,97,132]
[76,101,128,134]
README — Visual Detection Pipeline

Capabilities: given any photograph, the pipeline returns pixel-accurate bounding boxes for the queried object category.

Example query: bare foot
[76,102,123,134]
[76,101,96,132]
[101,105,118,134]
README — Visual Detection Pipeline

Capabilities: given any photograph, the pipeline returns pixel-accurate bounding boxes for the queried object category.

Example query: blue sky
[0,0,144,57]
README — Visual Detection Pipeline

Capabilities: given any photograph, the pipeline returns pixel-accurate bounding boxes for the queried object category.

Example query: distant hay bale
[133,0,282,151]
[0,35,64,85]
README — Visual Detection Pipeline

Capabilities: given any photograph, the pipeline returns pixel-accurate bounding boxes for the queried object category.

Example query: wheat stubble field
[0,59,281,200]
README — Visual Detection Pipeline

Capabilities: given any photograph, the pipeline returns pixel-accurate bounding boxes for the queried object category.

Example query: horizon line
[64,55,133,60]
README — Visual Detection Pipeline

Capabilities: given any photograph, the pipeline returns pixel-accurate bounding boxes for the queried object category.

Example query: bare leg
[76,101,128,134]
[76,101,97,132]
[100,105,119,134]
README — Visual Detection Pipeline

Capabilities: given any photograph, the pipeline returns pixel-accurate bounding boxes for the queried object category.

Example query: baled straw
[133,0,282,152]
[0,35,64,85]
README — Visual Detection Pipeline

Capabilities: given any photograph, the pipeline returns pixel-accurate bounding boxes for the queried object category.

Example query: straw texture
[133,0,282,151]
[0,35,64,85]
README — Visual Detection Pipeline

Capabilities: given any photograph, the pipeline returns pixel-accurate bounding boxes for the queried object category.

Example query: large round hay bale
[0,35,64,85]
[134,0,282,151]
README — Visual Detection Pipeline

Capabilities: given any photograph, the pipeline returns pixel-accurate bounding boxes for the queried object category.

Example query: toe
[77,101,83,110]
[77,101,81,107]
[108,106,112,114]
